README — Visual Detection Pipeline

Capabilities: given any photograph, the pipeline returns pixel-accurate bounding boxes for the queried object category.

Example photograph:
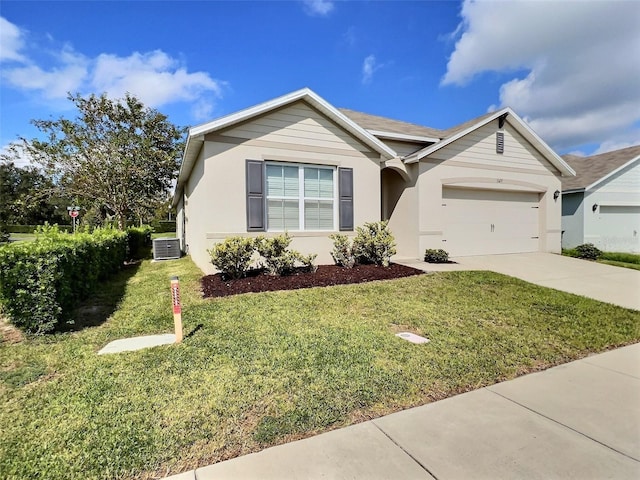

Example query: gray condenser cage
[153,237,181,260]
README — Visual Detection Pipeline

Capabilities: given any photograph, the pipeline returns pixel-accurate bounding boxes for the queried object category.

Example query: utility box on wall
[153,238,181,260]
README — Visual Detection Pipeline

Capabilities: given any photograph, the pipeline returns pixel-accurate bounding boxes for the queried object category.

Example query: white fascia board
[404,107,576,177]
[172,134,203,208]
[173,88,398,207]
[368,130,440,144]
[188,87,396,159]
[585,155,640,191]
[561,188,585,194]
[403,108,510,164]
[505,109,576,177]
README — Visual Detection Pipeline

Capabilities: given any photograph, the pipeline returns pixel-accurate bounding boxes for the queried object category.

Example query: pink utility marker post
[170,276,183,343]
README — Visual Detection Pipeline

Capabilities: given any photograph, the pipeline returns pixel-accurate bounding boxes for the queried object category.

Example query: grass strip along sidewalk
[1,256,639,479]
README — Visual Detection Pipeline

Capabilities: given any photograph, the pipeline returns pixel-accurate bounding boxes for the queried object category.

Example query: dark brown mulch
[201,263,425,298]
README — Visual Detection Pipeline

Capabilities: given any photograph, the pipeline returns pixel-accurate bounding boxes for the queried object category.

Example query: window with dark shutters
[246,160,265,231]
[246,161,353,232]
[338,167,353,231]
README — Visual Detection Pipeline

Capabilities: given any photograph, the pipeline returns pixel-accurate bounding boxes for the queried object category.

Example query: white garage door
[595,205,640,252]
[442,188,540,256]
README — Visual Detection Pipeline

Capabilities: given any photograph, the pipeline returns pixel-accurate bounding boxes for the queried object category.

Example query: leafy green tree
[0,160,67,226]
[7,93,185,229]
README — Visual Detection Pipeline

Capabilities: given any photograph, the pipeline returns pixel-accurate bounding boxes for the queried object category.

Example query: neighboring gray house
[562,145,640,253]
[173,88,575,274]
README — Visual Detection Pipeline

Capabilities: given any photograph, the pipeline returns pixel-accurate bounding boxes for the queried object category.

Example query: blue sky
[2,0,639,167]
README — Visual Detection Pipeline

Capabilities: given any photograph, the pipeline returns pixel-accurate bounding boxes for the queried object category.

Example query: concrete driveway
[401,252,640,310]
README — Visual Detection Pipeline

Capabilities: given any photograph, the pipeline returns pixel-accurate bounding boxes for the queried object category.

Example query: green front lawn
[1,257,639,479]
[563,249,640,271]
[7,233,36,243]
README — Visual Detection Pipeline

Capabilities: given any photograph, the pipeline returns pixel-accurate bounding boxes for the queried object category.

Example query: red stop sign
[70,210,79,218]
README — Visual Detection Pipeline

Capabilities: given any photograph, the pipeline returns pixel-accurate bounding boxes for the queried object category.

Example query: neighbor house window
[265,163,335,231]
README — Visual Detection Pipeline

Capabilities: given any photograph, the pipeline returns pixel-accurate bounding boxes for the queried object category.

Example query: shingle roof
[340,108,503,141]
[338,108,444,139]
[561,144,640,191]
[439,110,498,138]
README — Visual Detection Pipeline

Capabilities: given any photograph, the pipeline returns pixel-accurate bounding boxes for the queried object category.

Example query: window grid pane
[266,163,334,231]
[304,200,333,230]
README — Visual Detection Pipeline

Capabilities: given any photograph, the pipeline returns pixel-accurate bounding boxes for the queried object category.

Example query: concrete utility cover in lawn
[98,333,176,355]
[396,332,430,344]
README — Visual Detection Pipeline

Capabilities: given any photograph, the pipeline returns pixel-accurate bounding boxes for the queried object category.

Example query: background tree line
[1,92,185,237]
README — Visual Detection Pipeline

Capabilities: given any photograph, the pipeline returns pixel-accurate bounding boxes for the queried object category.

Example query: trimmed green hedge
[151,220,176,233]
[127,225,153,260]
[0,225,128,334]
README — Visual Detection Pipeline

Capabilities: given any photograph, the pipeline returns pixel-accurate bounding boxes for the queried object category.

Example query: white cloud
[3,45,88,99]
[91,51,223,109]
[0,16,27,63]
[1,142,35,168]
[442,0,640,152]
[0,16,225,120]
[362,54,388,84]
[302,0,334,16]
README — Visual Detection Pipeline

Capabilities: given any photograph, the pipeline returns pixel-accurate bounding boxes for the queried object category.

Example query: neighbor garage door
[595,205,640,252]
[442,188,540,256]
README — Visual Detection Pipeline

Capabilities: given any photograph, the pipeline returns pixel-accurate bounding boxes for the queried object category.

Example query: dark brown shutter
[246,160,265,231]
[496,131,505,154]
[338,167,353,231]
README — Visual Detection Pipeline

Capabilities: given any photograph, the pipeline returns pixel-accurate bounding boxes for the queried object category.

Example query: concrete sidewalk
[166,343,640,480]
[400,252,640,311]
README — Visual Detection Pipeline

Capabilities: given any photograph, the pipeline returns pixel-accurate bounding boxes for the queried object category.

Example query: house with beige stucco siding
[173,88,575,274]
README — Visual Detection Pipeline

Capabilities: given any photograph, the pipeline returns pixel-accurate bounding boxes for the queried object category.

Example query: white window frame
[265,161,337,232]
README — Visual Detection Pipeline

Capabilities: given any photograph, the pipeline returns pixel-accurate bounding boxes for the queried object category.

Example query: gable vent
[496,131,505,154]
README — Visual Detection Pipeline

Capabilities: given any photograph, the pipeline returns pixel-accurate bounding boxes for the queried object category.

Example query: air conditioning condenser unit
[153,237,181,260]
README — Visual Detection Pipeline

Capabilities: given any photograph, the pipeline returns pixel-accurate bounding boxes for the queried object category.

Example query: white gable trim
[585,155,640,191]
[367,130,440,144]
[189,88,396,159]
[404,107,575,177]
[172,88,397,206]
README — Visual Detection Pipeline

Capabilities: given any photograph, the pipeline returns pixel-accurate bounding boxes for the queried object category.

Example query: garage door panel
[442,188,540,256]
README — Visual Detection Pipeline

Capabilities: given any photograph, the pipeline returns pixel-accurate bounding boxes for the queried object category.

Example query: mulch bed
[201,263,425,298]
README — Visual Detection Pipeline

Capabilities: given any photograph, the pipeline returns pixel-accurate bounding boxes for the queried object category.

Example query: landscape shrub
[0,225,127,334]
[208,236,256,279]
[329,233,355,268]
[352,221,396,267]
[254,233,311,276]
[210,234,317,278]
[575,243,602,260]
[424,249,449,263]
[126,225,153,260]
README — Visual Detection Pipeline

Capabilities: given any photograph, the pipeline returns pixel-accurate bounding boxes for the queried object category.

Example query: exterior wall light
[553,190,560,200]
[592,203,598,212]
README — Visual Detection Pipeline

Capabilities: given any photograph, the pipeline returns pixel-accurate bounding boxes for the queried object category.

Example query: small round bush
[209,236,255,279]
[424,249,449,263]
[329,233,355,268]
[352,220,396,267]
[575,243,602,260]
